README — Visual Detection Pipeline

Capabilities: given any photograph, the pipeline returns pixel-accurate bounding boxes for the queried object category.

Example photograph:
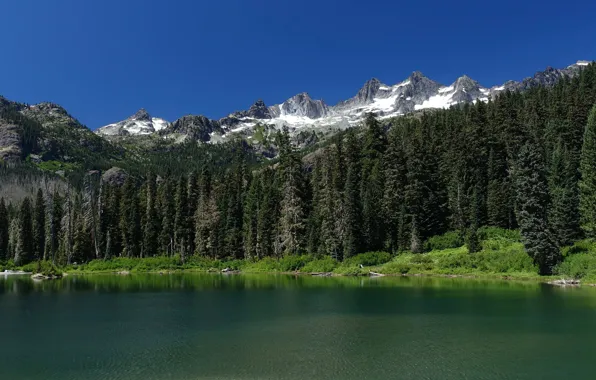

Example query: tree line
[1,63,596,275]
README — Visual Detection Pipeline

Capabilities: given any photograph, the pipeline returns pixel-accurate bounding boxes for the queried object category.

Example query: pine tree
[0,198,8,261]
[360,114,386,251]
[465,188,481,253]
[158,178,175,256]
[195,192,220,258]
[516,142,560,275]
[579,105,596,237]
[120,178,141,258]
[341,131,362,258]
[318,149,341,259]
[143,175,158,257]
[47,192,63,263]
[383,129,407,253]
[278,127,306,254]
[549,143,581,246]
[15,197,34,266]
[174,175,190,259]
[33,188,46,261]
[243,173,260,259]
[486,146,511,228]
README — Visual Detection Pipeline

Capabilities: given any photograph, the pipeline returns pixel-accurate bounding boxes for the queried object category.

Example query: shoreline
[62,268,570,284]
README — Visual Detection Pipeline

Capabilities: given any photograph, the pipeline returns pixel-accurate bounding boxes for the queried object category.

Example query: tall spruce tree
[579,105,596,237]
[15,197,33,266]
[33,188,45,261]
[515,142,560,275]
[143,175,158,257]
[360,114,386,251]
[549,143,581,246]
[278,127,306,255]
[0,198,8,261]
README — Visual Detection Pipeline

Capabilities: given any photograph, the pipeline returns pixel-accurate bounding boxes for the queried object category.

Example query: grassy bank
[5,228,596,283]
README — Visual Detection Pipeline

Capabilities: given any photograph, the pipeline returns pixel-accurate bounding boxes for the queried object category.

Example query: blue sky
[1,0,595,129]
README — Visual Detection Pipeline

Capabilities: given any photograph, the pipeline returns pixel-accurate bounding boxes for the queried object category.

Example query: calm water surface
[1,273,596,380]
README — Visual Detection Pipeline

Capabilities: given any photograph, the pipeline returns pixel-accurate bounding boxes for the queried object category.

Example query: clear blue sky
[1,0,595,129]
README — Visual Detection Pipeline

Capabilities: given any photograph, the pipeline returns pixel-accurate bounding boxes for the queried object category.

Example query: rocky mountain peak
[280,92,329,119]
[246,99,271,119]
[355,78,382,104]
[130,108,151,121]
[454,75,480,90]
[409,71,427,82]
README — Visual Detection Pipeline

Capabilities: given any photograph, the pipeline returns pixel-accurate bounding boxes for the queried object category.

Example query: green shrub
[472,243,536,273]
[424,231,464,251]
[344,251,391,267]
[436,251,473,270]
[381,261,411,274]
[301,257,338,273]
[333,265,368,276]
[133,256,180,272]
[478,227,521,242]
[562,239,595,257]
[242,257,281,272]
[20,260,63,275]
[279,255,313,271]
[79,257,139,272]
[556,253,596,279]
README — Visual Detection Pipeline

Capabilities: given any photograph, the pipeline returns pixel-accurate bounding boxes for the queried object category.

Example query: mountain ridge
[95,60,592,142]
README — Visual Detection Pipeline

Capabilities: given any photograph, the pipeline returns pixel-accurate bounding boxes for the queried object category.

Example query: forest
[1,63,596,277]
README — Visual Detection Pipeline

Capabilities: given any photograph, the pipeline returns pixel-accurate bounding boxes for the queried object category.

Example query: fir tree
[0,198,8,261]
[278,127,306,254]
[32,188,46,261]
[579,105,596,237]
[15,197,34,266]
[515,142,560,275]
[143,175,158,257]
[549,143,581,246]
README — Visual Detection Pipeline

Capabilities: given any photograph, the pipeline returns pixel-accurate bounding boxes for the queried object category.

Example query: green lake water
[1,273,596,380]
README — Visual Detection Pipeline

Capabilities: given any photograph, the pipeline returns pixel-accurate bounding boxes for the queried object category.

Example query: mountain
[96,60,591,143]
[97,108,169,136]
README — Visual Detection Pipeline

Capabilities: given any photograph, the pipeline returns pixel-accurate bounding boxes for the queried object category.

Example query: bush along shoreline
[4,228,596,284]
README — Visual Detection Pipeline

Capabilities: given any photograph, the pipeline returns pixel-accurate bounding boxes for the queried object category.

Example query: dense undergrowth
[4,228,596,282]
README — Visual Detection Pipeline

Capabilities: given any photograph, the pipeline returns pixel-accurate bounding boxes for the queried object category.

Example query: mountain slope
[96,60,592,143]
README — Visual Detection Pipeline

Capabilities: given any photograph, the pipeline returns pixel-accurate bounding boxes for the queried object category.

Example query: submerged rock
[548,278,580,287]
[31,273,62,281]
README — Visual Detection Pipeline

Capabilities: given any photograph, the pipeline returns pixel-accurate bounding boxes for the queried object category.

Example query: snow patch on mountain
[97,60,592,142]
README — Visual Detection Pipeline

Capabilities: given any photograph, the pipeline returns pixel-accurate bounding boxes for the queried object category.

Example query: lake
[1,273,595,380]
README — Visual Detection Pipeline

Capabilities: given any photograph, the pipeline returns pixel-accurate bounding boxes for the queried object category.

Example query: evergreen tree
[341,131,362,258]
[278,127,306,254]
[243,173,260,259]
[465,188,481,253]
[486,146,511,228]
[549,143,581,246]
[515,142,560,275]
[383,129,407,253]
[579,105,596,237]
[33,188,46,261]
[47,192,63,263]
[360,114,386,251]
[15,197,34,266]
[158,178,175,256]
[120,178,141,258]
[174,175,190,259]
[143,175,158,257]
[0,198,8,261]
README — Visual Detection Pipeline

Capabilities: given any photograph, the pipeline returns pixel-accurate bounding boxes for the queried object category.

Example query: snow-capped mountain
[96,61,592,141]
[97,108,168,136]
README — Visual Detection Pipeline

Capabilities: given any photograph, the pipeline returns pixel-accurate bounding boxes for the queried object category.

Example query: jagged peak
[252,99,267,107]
[129,108,151,121]
[409,71,426,81]
[454,75,480,88]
